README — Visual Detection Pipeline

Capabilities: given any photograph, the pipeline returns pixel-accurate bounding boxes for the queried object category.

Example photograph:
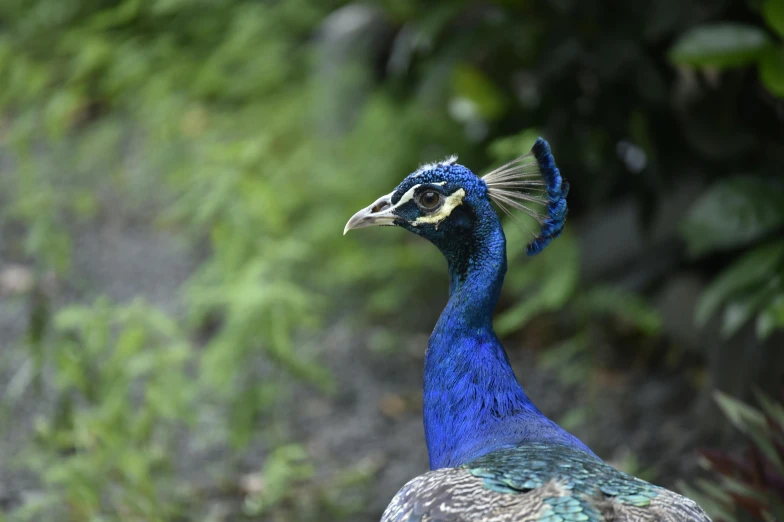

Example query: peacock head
[343,138,569,257]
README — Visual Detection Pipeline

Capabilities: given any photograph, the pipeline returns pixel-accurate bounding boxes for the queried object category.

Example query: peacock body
[344,139,710,522]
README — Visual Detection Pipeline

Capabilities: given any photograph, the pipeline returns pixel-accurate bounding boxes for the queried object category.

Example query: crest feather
[413,155,459,176]
[482,138,569,256]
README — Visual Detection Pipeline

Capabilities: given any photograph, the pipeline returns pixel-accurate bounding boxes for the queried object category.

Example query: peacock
[344,138,711,522]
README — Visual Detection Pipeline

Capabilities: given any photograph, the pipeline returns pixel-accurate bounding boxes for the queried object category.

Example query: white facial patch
[392,184,422,209]
[412,188,466,228]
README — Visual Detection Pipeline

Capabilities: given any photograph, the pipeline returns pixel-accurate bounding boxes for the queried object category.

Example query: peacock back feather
[383,443,709,522]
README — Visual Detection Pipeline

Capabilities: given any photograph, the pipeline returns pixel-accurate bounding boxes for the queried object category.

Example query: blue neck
[423,204,593,470]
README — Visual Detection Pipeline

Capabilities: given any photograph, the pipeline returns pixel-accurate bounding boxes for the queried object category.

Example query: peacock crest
[482,138,570,256]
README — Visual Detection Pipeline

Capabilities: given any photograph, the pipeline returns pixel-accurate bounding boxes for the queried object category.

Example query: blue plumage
[343,138,710,522]
[531,138,563,199]
[525,138,569,256]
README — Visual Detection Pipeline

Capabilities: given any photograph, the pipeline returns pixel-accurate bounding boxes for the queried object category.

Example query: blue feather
[526,138,569,257]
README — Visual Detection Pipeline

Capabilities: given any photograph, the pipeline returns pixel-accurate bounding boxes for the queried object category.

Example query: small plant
[15,299,196,521]
[682,390,784,522]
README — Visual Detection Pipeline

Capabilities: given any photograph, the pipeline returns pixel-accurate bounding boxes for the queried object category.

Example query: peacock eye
[417,191,442,210]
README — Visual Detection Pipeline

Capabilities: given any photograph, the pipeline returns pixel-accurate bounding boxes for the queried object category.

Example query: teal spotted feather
[382,443,709,522]
[344,139,710,522]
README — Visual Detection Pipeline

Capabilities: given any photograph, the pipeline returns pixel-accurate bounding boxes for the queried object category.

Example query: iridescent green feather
[462,443,662,521]
[382,443,710,522]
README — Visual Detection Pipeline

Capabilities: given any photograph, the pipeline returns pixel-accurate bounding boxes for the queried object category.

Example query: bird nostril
[372,201,391,213]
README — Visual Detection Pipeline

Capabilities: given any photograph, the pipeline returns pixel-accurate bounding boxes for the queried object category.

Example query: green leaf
[753,389,784,429]
[721,479,771,503]
[714,390,766,434]
[721,282,779,337]
[680,177,784,257]
[538,334,591,386]
[669,24,771,69]
[763,0,784,38]
[496,232,579,335]
[757,294,784,338]
[695,241,784,326]
[712,390,784,477]
[495,294,553,336]
[760,46,784,98]
[244,444,315,515]
[576,287,662,336]
[692,477,736,506]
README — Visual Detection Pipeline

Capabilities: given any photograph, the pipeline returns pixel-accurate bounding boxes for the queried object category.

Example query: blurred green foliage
[669,1,784,340]
[682,390,784,521]
[0,0,783,520]
[20,300,194,521]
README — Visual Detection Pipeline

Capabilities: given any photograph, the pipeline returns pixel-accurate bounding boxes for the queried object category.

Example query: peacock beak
[343,192,398,235]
